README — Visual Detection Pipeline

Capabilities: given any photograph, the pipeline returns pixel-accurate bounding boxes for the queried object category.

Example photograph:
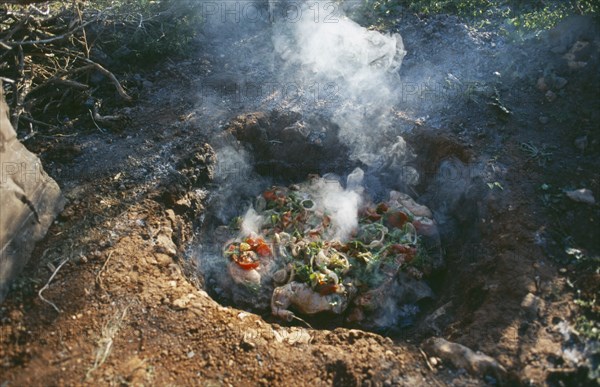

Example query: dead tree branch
[82,59,132,102]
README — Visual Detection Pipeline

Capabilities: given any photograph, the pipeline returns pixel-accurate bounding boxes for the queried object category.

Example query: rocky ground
[1,4,599,386]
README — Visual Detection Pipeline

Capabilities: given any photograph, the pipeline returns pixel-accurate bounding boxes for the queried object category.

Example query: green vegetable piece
[302,200,315,209]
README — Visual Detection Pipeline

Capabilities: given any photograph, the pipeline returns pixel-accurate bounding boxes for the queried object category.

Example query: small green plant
[520,141,554,166]
[487,181,504,190]
[569,252,600,341]
[575,314,599,340]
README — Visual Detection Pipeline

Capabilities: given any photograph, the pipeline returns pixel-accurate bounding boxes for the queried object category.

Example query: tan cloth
[0,84,65,302]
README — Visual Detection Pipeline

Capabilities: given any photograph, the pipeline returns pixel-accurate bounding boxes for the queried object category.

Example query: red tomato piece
[255,243,271,257]
[263,190,277,201]
[237,261,260,270]
[245,238,263,250]
[281,212,292,228]
[376,202,389,214]
[389,244,409,254]
[386,211,408,228]
[389,244,416,261]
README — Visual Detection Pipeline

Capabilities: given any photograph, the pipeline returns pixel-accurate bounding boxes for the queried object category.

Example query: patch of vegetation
[575,310,599,340]
[570,252,600,338]
[359,0,599,35]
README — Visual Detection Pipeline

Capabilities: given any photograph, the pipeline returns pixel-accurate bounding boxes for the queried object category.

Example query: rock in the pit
[565,188,595,205]
[389,191,433,218]
[155,227,177,257]
[422,337,507,381]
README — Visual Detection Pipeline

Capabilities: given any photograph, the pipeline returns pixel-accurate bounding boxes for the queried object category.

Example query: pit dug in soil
[196,111,478,335]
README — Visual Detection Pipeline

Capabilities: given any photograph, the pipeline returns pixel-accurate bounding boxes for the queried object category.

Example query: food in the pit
[220,171,441,328]
[272,281,354,321]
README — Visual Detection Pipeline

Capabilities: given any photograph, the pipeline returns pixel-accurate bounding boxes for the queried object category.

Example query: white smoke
[197,1,416,181]
[211,145,266,222]
[310,171,363,241]
[272,6,405,89]
[240,207,263,236]
[271,1,408,166]
[233,167,366,242]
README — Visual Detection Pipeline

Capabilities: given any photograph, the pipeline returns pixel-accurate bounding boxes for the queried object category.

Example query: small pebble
[537,77,548,92]
[545,90,557,102]
[566,188,595,205]
[574,135,588,152]
[554,76,567,89]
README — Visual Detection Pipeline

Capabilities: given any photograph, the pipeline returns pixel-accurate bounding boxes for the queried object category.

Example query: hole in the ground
[194,110,482,338]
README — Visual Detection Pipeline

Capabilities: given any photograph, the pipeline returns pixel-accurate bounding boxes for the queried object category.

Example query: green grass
[360,0,599,36]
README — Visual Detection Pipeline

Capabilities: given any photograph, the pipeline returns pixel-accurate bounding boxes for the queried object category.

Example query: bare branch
[6,17,99,46]
[82,59,132,102]
[38,257,69,313]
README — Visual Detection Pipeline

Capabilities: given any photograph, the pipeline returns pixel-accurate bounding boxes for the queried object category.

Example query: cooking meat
[271,281,351,321]
[228,262,261,286]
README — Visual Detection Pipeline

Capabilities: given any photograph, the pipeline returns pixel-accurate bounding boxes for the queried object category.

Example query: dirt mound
[226,111,350,180]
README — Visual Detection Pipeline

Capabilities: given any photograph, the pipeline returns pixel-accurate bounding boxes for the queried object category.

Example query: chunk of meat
[271,282,350,321]
[228,262,261,286]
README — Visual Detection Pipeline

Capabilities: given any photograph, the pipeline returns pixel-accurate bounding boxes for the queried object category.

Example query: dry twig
[82,58,132,102]
[0,3,131,132]
[85,303,131,380]
[3,17,98,46]
[38,257,69,313]
[95,250,113,288]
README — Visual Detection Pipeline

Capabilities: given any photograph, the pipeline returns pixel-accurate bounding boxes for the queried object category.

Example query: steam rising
[272,7,405,89]
[271,1,408,166]
[235,169,364,242]
[200,0,415,178]
[240,207,263,236]
[306,170,364,241]
[211,145,265,222]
